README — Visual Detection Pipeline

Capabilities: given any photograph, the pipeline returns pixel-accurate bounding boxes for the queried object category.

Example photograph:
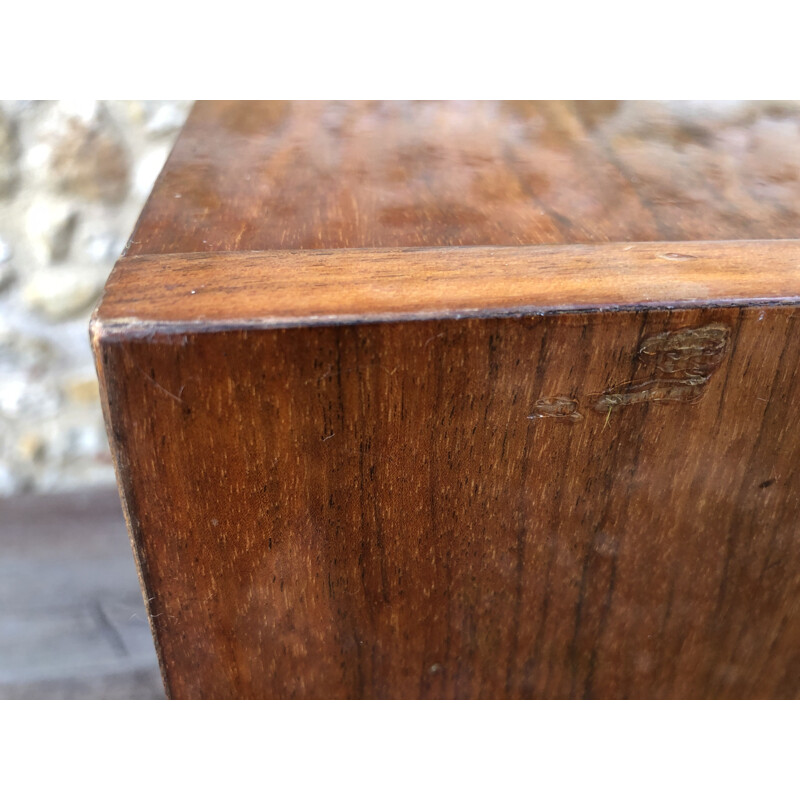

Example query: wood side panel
[94,304,800,699]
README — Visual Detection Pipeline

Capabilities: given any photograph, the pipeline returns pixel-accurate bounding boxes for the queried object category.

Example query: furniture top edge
[91,239,800,338]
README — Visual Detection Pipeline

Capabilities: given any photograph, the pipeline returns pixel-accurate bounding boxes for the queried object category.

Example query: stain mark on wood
[639,323,729,376]
[530,324,730,420]
[528,396,582,421]
[594,324,729,412]
[594,376,709,411]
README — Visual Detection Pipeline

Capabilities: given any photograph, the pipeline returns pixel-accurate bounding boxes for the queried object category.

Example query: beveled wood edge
[91,240,800,339]
[91,340,172,697]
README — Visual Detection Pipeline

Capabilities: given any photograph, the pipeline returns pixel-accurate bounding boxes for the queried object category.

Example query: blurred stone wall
[0,101,191,495]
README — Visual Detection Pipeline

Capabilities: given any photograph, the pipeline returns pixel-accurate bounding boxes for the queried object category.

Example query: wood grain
[94,303,800,699]
[93,101,800,699]
[97,241,800,330]
[126,100,800,256]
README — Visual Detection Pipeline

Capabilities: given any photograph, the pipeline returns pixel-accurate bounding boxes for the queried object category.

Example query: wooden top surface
[127,100,800,255]
[97,101,800,329]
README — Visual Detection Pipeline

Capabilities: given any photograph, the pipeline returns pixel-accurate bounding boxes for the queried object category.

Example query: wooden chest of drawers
[92,101,800,698]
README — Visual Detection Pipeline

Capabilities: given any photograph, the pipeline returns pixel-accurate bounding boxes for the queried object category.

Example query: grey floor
[0,489,165,699]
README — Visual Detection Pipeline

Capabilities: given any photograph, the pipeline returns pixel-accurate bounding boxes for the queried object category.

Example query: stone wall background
[0,100,192,495]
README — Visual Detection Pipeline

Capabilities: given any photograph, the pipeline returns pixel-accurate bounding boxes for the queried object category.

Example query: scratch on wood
[136,365,185,404]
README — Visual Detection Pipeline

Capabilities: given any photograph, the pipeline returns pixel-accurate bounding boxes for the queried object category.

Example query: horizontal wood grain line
[94,240,800,333]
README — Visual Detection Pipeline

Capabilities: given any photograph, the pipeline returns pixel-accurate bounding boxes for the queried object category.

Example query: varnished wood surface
[127,100,800,256]
[97,240,800,330]
[93,101,800,699]
[94,304,800,699]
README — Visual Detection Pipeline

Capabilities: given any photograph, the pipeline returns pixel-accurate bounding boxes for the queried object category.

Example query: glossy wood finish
[128,100,800,255]
[98,241,800,330]
[94,102,800,699]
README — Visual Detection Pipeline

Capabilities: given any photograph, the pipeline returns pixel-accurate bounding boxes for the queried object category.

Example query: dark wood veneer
[93,101,800,698]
